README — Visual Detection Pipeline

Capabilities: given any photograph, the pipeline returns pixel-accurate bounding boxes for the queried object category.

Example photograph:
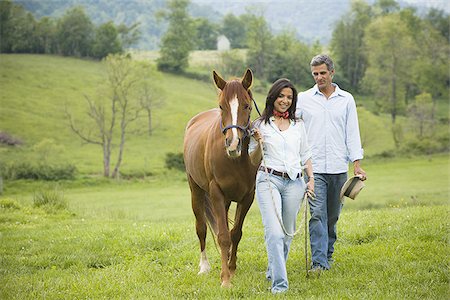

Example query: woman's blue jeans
[256,170,306,294]
[306,173,347,269]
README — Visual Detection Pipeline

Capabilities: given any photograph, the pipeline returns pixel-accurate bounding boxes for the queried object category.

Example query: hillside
[1,54,396,176]
[0,54,221,175]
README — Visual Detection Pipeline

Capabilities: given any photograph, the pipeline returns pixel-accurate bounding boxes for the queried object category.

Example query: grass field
[0,54,449,299]
[1,155,448,299]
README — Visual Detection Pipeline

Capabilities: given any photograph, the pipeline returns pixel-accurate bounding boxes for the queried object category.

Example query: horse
[183,69,258,287]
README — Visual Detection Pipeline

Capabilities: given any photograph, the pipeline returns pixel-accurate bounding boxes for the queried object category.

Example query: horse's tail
[204,193,218,235]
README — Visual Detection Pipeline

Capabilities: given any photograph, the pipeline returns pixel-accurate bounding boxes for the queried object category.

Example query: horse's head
[213,69,253,158]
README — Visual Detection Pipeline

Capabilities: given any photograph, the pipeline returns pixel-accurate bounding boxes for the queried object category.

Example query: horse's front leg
[229,191,254,275]
[210,181,232,288]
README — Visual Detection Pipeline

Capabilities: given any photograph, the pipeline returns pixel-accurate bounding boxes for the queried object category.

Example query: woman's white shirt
[249,117,312,180]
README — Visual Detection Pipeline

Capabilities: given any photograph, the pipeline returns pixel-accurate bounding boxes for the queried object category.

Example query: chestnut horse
[183,69,258,287]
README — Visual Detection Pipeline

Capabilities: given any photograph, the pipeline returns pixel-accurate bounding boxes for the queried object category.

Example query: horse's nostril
[225,137,232,147]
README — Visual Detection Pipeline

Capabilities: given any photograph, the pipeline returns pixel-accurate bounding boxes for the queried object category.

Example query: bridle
[219,92,255,139]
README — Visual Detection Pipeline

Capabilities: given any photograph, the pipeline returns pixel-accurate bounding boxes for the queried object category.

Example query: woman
[249,78,314,294]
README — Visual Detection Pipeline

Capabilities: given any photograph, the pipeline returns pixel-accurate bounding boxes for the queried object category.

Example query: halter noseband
[220,116,251,139]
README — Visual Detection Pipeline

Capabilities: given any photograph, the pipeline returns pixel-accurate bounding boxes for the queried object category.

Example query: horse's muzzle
[225,137,242,158]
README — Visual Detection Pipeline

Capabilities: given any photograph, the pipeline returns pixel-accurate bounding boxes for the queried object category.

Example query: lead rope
[258,138,309,239]
[257,138,310,276]
[304,189,309,277]
[252,103,310,276]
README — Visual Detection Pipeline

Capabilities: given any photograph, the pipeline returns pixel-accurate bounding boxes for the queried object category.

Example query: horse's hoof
[198,259,211,275]
[221,281,232,288]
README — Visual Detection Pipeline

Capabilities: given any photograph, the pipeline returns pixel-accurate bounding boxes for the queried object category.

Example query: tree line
[0,0,140,59]
[158,0,449,118]
[157,0,449,158]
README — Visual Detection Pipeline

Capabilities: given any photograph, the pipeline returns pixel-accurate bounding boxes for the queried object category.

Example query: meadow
[1,155,448,299]
[0,54,449,299]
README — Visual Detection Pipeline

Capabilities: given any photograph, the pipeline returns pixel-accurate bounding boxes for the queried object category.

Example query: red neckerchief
[273,110,289,119]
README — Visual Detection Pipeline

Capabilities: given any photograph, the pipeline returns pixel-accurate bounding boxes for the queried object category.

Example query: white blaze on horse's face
[227,96,241,157]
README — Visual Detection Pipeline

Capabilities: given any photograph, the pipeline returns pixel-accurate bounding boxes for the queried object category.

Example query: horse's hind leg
[229,192,254,276]
[187,175,210,274]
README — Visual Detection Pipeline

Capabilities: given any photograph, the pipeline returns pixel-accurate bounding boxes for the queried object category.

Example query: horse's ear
[213,70,227,91]
[241,69,253,90]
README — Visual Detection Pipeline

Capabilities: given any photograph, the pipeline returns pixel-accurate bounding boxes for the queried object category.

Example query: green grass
[1,204,447,299]
[1,154,448,299]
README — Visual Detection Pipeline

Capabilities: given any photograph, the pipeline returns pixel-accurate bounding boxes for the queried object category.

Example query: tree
[245,12,273,81]
[56,6,94,57]
[406,11,450,100]
[424,8,450,41]
[138,65,165,136]
[35,17,57,54]
[0,0,14,52]
[265,31,313,87]
[363,14,413,124]
[193,18,219,50]
[407,93,435,139]
[221,13,248,48]
[330,0,372,92]
[0,1,36,53]
[66,54,153,178]
[117,22,141,49]
[373,0,400,15]
[92,21,122,59]
[157,0,194,72]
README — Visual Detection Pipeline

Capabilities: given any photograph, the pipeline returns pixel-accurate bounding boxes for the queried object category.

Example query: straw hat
[340,176,365,200]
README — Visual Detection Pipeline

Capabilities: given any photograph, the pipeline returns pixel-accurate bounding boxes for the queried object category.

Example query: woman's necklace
[274,116,289,131]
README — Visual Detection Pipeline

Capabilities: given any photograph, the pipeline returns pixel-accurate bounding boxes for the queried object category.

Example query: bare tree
[407,93,435,139]
[66,54,153,178]
[139,82,164,136]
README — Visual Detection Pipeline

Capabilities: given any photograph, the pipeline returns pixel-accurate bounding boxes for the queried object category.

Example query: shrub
[401,136,448,155]
[0,162,77,181]
[33,187,68,210]
[370,150,396,159]
[119,170,154,180]
[165,152,185,172]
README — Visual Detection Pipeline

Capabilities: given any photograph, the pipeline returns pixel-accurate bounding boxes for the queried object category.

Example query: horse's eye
[243,104,249,110]
[219,105,223,110]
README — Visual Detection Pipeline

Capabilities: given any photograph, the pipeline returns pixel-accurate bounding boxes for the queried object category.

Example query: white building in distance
[217,35,230,51]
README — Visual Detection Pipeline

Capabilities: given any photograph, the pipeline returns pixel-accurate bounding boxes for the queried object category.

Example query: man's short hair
[310,54,334,71]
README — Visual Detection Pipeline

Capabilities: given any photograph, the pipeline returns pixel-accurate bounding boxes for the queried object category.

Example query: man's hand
[353,160,367,181]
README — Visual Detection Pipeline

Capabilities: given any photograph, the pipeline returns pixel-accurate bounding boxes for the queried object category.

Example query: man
[295,54,367,272]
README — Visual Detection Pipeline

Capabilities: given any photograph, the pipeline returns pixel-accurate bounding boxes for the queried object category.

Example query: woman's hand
[306,178,315,200]
[249,128,263,165]
[251,128,263,144]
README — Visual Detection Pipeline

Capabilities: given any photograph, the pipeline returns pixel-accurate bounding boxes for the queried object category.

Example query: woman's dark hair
[261,78,298,124]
